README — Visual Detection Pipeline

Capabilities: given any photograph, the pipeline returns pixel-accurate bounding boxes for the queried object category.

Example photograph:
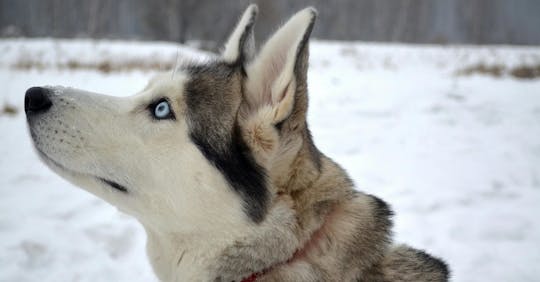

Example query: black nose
[25,87,52,114]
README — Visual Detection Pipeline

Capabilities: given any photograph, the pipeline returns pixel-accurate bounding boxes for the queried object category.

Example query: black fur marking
[99,178,128,193]
[189,124,269,222]
[305,128,322,172]
[368,194,394,219]
[414,249,451,280]
[185,62,269,223]
[274,120,285,131]
[293,9,317,78]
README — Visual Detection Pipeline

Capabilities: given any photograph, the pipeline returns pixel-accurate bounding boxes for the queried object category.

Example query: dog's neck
[144,227,237,281]
[143,207,301,282]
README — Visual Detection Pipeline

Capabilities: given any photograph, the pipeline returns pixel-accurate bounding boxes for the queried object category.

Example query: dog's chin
[33,144,129,194]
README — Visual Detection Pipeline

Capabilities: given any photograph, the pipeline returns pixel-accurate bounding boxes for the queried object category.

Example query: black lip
[99,178,128,193]
[34,145,129,194]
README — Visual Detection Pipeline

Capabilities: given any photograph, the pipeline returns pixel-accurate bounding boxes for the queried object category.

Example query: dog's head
[25,5,319,232]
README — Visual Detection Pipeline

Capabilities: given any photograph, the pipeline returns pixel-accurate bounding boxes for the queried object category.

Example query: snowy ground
[1,39,540,282]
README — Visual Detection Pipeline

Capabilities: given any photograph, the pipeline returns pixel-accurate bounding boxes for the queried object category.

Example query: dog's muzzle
[25,87,53,116]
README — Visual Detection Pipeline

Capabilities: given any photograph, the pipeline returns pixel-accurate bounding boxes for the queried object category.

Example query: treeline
[1,0,539,46]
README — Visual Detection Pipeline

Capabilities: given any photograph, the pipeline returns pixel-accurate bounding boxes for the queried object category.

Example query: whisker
[172,48,180,79]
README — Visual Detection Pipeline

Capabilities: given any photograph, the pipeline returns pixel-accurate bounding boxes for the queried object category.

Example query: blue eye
[151,99,174,120]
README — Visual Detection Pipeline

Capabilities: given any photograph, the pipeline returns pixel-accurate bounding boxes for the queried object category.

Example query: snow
[1,39,540,282]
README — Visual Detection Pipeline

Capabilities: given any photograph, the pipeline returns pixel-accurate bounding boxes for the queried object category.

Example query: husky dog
[25,5,449,282]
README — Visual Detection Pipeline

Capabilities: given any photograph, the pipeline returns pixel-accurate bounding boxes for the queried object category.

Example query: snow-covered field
[1,39,539,282]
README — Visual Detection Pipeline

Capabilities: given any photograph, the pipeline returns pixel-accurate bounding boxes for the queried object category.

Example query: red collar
[241,272,261,282]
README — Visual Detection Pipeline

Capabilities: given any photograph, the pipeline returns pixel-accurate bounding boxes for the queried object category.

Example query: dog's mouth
[34,146,129,193]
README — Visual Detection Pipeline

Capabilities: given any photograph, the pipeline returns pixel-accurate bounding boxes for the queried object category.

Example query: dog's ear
[243,7,317,126]
[222,4,258,64]
[239,8,316,165]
